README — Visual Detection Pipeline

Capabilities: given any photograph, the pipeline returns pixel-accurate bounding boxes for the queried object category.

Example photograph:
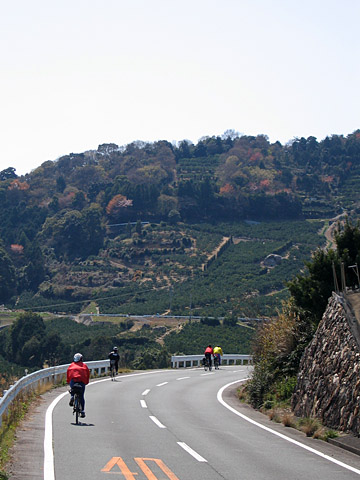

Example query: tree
[56,176,66,193]
[287,248,338,322]
[22,241,46,291]
[9,312,46,365]
[106,194,133,218]
[0,167,17,181]
[135,220,142,236]
[168,209,181,224]
[0,245,17,302]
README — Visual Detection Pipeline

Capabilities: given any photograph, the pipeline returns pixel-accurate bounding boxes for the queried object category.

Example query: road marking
[177,442,207,462]
[101,457,180,479]
[156,381,168,387]
[142,389,150,395]
[101,457,138,478]
[201,372,214,376]
[218,379,360,476]
[44,391,68,480]
[135,458,180,480]
[140,399,147,408]
[44,370,171,480]
[176,376,190,380]
[149,415,166,428]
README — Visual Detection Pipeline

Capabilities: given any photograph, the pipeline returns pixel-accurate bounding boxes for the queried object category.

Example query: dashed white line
[201,372,215,376]
[149,416,166,428]
[142,389,150,396]
[177,442,207,462]
[176,376,190,381]
[156,381,168,387]
[140,399,147,408]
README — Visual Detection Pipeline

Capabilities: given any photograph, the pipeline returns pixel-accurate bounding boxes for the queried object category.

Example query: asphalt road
[46,366,360,480]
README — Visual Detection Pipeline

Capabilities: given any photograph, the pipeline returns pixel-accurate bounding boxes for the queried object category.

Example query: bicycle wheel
[74,395,80,425]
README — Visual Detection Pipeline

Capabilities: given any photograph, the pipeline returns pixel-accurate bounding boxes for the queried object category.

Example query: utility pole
[189,293,192,322]
[169,286,173,313]
[341,262,346,292]
[348,264,360,289]
[332,262,339,293]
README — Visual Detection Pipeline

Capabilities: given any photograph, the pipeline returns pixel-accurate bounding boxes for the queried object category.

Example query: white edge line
[44,391,68,480]
[217,379,360,476]
[44,369,170,480]
[140,399,147,408]
[177,442,207,462]
[149,415,166,428]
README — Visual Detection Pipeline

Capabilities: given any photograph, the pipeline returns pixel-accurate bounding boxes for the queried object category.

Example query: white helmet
[73,353,83,362]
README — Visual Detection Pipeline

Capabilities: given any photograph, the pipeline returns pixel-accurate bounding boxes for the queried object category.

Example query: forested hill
[0,130,360,314]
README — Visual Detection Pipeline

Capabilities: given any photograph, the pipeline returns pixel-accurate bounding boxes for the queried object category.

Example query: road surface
[42,366,360,479]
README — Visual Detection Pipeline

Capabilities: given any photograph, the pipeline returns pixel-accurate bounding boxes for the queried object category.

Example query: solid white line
[177,442,207,462]
[140,399,147,408]
[217,379,360,476]
[156,381,168,387]
[44,391,68,480]
[142,389,150,396]
[149,415,166,428]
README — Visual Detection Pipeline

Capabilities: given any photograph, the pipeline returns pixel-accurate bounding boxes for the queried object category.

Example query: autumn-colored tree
[8,179,29,191]
[106,194,133,217]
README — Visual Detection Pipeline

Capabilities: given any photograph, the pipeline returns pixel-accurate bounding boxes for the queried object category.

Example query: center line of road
[176,377,190,380]
[142,389,150,396]
[156,382,168,387]
[149,416,166,428]
[140,399,147,408]
[177,442,207,462]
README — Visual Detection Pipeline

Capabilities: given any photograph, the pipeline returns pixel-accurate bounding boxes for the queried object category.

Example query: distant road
[47,367,360,479]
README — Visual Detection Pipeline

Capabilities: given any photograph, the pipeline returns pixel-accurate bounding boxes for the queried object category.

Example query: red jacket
[204,346,213,355]
[67,362,90,385]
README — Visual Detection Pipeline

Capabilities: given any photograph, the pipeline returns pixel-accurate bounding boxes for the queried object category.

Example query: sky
[1,0,359,176]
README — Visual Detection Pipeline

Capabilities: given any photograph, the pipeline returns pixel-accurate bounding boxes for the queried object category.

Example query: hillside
[1,130,360,317]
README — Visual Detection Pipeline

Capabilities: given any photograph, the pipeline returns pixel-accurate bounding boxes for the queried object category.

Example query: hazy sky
[1,0,359,176]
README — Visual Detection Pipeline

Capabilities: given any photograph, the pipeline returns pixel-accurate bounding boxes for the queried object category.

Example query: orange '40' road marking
[101,457,180,480]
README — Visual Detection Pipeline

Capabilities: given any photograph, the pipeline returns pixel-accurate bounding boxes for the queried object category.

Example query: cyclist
[213,345,223,366]
[108,346,120,375]
[204,345,213,369]
[67,353,90,418]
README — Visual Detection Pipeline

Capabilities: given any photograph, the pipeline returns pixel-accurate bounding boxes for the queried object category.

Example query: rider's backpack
[71,382,83,395]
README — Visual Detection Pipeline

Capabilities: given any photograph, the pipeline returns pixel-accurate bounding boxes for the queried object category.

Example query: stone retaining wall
[291,293,360,435]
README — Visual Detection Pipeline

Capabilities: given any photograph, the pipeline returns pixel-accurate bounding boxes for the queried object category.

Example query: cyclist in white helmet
[67,353,90,418]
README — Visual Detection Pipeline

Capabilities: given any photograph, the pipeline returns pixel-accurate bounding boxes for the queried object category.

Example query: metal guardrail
[0,359,110,429]
[171,354,253,368]
[0,354,253,428]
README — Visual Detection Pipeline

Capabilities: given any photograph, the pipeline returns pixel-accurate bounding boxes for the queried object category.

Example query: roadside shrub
[275,376,297,402]
[247,362,274,409]
[298,417,321,437]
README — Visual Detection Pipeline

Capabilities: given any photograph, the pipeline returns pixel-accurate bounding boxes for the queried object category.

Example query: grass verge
[237,384,339,442]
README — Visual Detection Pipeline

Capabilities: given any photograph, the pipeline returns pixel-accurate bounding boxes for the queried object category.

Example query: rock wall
[291,293,360,435]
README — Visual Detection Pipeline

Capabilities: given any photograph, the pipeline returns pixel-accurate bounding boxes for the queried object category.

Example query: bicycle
[71,383,83,425]
[203,356,212,372]
[214,355,220,370]
[110,360,117,381]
